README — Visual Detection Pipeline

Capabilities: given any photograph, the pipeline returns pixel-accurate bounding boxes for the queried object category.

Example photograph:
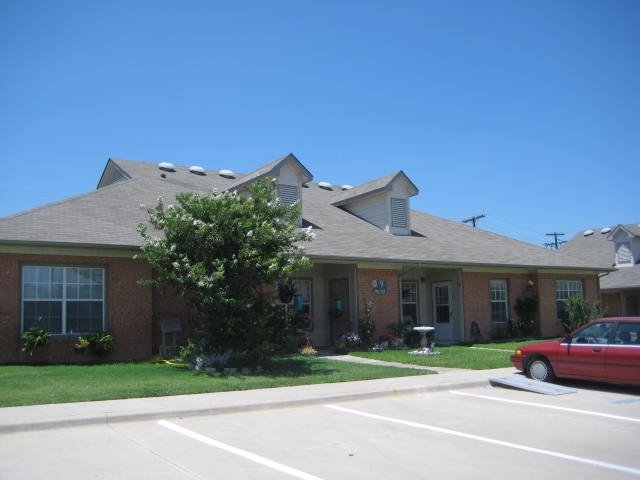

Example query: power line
[545,232,566,250]
[462,213,485,228]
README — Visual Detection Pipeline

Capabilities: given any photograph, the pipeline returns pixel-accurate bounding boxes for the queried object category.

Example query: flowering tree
[136,178,313,360]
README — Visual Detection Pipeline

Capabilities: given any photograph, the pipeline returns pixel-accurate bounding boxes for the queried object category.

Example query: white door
[432,281,453,341]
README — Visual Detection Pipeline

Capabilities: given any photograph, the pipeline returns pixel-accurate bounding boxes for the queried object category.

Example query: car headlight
[515,348,523,356]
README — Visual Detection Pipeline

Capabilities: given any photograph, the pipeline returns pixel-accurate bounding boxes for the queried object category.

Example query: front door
[329,278,350,345]
[433,281,453,341]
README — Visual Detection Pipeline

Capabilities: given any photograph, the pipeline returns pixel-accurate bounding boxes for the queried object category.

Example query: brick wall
[0,252,153,364]
[536,273,599,336]
[462,272,598,339]
[462,271,601,340]
[152,284,196,355]
[462,272,537,340]
[601,292,621,316]
[356,268,400,333]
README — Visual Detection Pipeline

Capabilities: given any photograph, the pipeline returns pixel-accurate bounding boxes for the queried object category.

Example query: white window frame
[401,281,419,324]
[555,279,583,319]
[489,279,508,323]
[277,278,313,329]
[276,278,313,315]
[21,265,105,335]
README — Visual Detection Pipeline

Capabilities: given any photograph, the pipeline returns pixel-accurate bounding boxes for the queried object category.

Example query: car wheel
[528,357,555,382]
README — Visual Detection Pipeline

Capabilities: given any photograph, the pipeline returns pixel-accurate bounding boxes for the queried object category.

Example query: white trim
[21,265,105,335]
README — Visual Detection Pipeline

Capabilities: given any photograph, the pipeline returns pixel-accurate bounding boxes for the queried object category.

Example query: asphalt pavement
[0,357,516,434]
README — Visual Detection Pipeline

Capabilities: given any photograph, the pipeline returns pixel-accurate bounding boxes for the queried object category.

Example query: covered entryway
[399,266,463,343]
[329,278,351,345]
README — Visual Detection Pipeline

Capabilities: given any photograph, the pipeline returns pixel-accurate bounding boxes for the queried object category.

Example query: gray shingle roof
[562,224,640,290]
[225,153,312,191]
[0,156,607,271]
[331,171,418,207]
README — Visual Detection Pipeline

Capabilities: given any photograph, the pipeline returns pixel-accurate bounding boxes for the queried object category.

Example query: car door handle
[592,348,602,352]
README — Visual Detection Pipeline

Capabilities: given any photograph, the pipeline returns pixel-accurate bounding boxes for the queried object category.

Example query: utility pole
[545,232,566,250]
[462,213,485,228]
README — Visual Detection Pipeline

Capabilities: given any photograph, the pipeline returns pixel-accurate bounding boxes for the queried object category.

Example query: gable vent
[391,198,408,228]
[219,169,235,179]
[278,184,299,205]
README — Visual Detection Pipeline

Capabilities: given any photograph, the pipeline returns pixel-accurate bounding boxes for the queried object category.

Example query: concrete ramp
[489,376,577,395]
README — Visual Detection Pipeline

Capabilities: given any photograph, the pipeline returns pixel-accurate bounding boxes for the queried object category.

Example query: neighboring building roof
[562,224,640,290]
[0,155,606,271]
[561,227,616,269]
[613,223,640,238]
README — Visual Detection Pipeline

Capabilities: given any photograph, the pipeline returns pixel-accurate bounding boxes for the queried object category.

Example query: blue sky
[1,0,638,247]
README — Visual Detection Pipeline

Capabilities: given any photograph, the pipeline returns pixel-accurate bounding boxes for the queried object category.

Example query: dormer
[610,224,640,267]
[226,153,313,225]
[332,171,419,236]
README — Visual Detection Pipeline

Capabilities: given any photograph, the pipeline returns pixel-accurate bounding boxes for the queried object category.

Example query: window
[616,241,632,265]
[391,198,408,228]
[401,281,419,324]
[555,279,583,320]
[571,321,614,345]
[278,279,313,330]
[614,323,639,345]
[490,279,508,323]
[291,279,312,315]
[22,266,105,334]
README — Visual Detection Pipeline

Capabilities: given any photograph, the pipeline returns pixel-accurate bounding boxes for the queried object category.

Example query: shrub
[512,294,539,336]
[88,331,115,355]
[358,300,376,348]
[21,326,50,356]
[561,295,605,333]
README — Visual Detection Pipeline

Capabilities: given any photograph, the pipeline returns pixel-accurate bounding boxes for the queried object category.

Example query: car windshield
[571,322,614,345]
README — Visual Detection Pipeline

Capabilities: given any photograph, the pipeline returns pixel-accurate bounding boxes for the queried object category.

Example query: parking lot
[2,380,639,479]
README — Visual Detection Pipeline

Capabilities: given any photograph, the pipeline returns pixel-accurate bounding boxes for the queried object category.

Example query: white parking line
[158,420,325,480]
[450,390,640,423]
[325,404,640,476]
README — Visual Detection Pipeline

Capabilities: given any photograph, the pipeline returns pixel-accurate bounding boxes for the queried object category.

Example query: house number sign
[372,279,387,294]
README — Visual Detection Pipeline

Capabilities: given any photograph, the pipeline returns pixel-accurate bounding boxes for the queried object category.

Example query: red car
[511,317,640,386]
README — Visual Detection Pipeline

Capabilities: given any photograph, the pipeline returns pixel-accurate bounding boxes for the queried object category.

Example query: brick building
[0,154,607,363]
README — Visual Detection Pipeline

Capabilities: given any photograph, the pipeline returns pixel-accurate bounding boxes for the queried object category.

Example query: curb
[0,377,491,434]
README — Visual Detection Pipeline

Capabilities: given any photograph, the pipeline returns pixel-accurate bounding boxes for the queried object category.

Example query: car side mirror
[562,334,572,343]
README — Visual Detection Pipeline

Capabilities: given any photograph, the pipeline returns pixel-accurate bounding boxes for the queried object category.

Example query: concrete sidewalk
[0,366,516,434]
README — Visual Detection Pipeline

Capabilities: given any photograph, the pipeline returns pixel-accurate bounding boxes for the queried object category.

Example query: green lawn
[0,355,428,407]
[0,341,544,408]
[350,340,540,370]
